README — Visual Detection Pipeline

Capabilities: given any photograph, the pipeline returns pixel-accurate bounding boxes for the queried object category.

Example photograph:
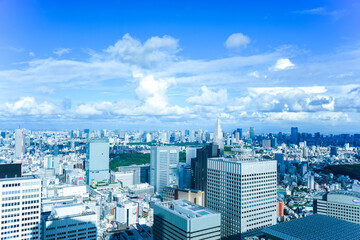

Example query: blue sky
[0,0,359,133]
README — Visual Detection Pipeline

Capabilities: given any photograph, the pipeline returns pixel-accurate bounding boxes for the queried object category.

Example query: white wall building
[15,129,24,159]
[115,201,139,226]
[150,146,179,194]
[41,203,97,240]
[0,175,42,240]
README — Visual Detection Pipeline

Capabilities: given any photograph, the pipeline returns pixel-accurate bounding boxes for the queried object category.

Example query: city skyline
[0,1,359,132]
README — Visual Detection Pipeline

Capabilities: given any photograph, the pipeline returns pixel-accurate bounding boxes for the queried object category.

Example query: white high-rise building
[150,146,179,194]
[213,116,224,155]
[15,129,24,159]
[207,158,277,239]
[86,138,109,185]
[0,175,42,240]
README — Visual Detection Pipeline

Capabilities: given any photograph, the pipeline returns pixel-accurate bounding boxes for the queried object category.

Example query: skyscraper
[291,127,298,145]
[207,157,277,239]
[15,129,24,159]
[250,127,255,140]
[190,144,219,193]
[236,128,243,140]
[85,138,110,185]
[213,116,224,155]
[150,146,179,194]
[0,175,41,240]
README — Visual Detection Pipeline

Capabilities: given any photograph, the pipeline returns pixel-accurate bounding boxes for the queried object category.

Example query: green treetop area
[109,151,186,171]
[321,164,360,181]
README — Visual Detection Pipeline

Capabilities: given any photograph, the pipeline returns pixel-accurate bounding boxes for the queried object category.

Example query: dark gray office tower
[190,143,219,193]
[330,146,338,157]
[235,128,242,139]
[291,127,299,145]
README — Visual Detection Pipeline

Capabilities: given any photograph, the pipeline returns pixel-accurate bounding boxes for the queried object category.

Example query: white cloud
[187,86,227,106]
[296,7,344,20]
[29,52,35,57]
[75,104,104,116]
[0,97,57,116]
[225,33,250,50]
[53,48,71,56]
[105,34,179,68]
[36,86,54,94]
[0,34,359,129]
[248,71,260,78]
[270,58,295,71]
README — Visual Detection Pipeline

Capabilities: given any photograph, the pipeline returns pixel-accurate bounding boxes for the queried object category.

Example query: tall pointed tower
[213,115,224,155]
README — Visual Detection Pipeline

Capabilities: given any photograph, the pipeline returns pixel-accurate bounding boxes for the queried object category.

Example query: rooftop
[263,214,360,240]
[157,200,218,219]
[0,175,39,182]
[328,190,360,199]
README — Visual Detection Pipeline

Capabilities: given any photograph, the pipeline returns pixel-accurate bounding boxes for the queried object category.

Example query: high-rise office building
[190,144,219,193]
[330,146,338,157]
[207,158,277,239]
[236,128,242,140]
[150,146,179,194]
[249,127,255,140]
[213,116,224,155]
[0,175,41,240]
[15,129,24,159]
[262,139,271,148]
[85,138,109,185]
[291,127,298,145]
[153,200,221,240]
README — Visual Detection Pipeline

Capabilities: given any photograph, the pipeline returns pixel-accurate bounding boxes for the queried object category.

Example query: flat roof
[0,175,39,182]
[328,190,360,199]
[263,214,360,240]
[157,200,218,219]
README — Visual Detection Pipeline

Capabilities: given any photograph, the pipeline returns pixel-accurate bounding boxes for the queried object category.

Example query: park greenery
[109,151,186,171]
[322,164,360,181]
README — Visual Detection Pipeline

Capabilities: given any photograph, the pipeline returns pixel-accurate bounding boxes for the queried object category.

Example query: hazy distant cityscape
[0,117,360,239]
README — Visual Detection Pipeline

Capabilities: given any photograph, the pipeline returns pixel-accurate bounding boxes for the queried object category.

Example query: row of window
[2,183,20,188]
[2,196,20,201]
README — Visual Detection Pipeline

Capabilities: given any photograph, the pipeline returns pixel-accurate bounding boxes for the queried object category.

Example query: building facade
[162,187,205,207]
[15,129,24,159]
[153,200,221,240]
[150,146,179,194]
[0,175,41,240]
[207,158,277,239]
[190,144,219,194]
[85,138,109,185]
[41,203,97,240]
[314,191,360,224]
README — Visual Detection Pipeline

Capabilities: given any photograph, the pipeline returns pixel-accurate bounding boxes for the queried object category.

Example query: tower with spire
[213,115,224,155]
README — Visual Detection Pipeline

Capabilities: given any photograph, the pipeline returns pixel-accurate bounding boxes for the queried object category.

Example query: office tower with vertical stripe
[207,158,277,239]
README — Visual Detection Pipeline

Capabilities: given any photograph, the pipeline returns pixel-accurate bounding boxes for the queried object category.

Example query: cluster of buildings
[0,120,360,239]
